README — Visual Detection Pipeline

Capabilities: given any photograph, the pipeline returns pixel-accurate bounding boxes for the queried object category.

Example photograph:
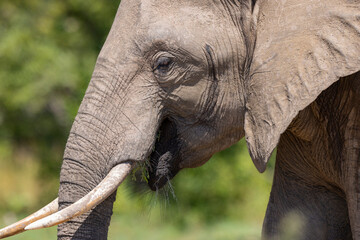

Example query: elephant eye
[154,56,173,75]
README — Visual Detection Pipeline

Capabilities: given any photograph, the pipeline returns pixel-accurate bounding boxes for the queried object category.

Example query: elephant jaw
[147,118,181,191]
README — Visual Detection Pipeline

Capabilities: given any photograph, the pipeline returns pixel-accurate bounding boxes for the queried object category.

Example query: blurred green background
[0,0,275,239]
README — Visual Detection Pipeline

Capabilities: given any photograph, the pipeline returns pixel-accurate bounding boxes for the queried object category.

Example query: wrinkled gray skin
[57,0,360,239]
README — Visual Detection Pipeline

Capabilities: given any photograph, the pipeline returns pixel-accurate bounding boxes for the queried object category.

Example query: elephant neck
[283,72,360,187]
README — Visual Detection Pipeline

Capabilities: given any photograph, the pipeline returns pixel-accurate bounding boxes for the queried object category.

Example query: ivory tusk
[25,162,134,230]
[0,198,58,239]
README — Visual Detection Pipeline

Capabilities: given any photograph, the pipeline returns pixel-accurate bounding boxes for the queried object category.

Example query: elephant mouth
[147,118,181,191]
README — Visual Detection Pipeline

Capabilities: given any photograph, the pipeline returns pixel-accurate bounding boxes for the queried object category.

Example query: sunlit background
[0,1,275,239]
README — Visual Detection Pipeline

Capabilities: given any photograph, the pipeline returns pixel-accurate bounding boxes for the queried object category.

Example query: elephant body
[265,73,360,239]
[1,0,360,239]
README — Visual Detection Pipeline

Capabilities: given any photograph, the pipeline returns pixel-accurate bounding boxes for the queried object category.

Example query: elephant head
[1,0,359,239]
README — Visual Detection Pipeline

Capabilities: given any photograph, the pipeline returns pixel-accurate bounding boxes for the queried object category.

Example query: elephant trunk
[53,64,159,239]
[54,84,121,238]
[55,163,135,239]
[56,134,122,240]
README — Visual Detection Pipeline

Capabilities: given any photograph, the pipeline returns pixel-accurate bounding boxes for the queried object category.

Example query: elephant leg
[262,131,353,240]
[263,173,352,240]
[343,74,360,240]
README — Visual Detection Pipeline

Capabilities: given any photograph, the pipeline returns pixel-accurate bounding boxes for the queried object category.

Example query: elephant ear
[245,0,360,172]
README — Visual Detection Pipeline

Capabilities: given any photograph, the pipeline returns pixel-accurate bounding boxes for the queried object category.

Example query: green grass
[109,216,261,240]
[3,215,262,240]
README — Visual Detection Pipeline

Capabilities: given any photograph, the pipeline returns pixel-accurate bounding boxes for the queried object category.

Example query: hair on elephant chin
[128,117,181,208]
[146,118,181,191]
[127,168,178,213]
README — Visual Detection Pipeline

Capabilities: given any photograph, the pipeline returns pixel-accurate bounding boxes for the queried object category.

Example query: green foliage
[0,0,120,212]
[0,0,275,238]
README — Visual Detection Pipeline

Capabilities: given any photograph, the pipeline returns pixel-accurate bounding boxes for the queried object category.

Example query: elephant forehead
[139,0,216,19]
[139,2,222,44]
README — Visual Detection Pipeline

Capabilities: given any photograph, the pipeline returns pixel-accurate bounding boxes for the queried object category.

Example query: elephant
[0,0,359,239]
